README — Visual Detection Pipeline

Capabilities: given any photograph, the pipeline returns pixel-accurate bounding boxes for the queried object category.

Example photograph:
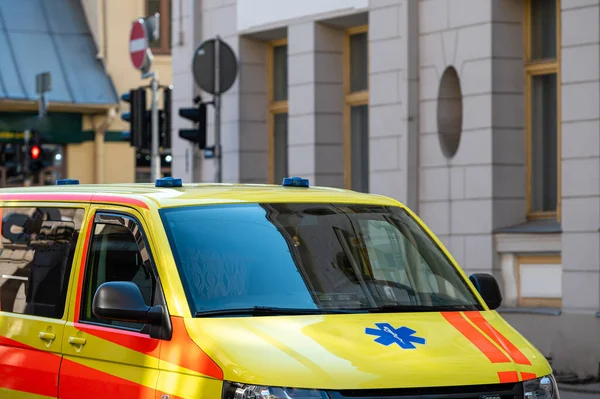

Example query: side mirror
[92,281,163,325]
[469,273,502,310]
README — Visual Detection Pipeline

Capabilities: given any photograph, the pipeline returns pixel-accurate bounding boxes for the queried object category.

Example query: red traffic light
[30,145,41,160]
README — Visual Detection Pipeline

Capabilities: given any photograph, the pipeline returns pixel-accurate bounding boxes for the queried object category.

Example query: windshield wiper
[194,306,362,317]
[359,304,478,313]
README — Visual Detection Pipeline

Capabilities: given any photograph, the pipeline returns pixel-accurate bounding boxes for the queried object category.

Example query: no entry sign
[129,19,149,70]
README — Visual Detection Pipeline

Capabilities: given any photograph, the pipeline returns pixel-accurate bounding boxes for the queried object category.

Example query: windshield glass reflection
[160,203,482,316]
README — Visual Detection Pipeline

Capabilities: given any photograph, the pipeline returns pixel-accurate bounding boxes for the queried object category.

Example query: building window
[146,0,172,54]
[516,255,562,308]
[525,0,561,219]
[268,39,288,184]
[344,25,369,192]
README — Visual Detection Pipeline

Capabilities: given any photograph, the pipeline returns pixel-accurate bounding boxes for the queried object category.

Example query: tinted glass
[161,203,481,316]
[530,73,558,213]
[272,44,288,102]
[350,105,369,192]
[0,207,84,319]
[273,112,288,184]
[80,219,156,331]
[530,0,556,61]
[349,32,368,92]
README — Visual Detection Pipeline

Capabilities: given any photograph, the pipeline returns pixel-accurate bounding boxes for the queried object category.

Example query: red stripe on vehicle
[0,335,33,350]
[92,194,149,209]
[464,311,532,366]
[0,340,60,397]
[58,357,156,399]
[498,371,520,383]
[74,323,161,357]
[160,317,223,380]
[441,312,511,364]
[0,193,149,209]
[71,318,222,380]
[520,372,537,381]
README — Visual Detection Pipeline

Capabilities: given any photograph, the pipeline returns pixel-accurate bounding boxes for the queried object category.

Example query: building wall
[172,0,600,378]
[66,141,95,184]
[170,0,203,183]
[80,0,173,183]
[502,0,600,377]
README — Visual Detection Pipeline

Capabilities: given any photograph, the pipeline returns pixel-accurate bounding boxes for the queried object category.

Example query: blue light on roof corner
[155,177,183,188]
[282,177,309,188]
[56,179,79,185]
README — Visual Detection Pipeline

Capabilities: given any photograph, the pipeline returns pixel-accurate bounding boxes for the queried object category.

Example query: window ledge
[494,219,562,234]
[498,307,562,316]
[494,220,561,254]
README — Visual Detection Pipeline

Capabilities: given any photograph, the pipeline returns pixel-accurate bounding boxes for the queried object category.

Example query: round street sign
[192,37,238,95]
[129,19,149,70]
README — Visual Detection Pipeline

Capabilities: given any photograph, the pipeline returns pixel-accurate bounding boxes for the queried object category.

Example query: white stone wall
[368,0,415,205]
[418,0,496,274]
[560,0,600,314]
[171,0,202,182]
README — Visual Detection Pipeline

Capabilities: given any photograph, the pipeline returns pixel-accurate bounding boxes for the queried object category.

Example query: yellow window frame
[524,0,562,221]
[516,255,562,308]
[344,25,369,189]
[267,38,288,184]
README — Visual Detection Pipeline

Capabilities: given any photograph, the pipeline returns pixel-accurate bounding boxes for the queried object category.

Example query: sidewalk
[560,383,600,399]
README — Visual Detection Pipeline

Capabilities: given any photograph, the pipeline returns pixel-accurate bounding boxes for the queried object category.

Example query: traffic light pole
[151,72,160,181]
[23,130,30,186]
[214,36,222,183]
[143,71,161,181]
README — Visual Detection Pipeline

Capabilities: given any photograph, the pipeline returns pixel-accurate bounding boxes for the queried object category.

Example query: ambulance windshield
[160,203,483,316]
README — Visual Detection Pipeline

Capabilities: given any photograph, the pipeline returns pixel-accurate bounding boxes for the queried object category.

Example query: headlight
[523,374,560,399]
[223,383,329,399]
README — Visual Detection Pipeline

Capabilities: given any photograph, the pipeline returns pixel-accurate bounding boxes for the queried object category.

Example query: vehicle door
[58,206,169,398]
[0,204,87,398]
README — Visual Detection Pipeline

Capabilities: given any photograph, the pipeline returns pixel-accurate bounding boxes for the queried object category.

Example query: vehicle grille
[326,382,523,399]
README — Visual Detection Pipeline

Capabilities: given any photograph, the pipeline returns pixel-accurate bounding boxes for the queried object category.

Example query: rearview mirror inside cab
[469,273,502,310]
[92,281,163,325]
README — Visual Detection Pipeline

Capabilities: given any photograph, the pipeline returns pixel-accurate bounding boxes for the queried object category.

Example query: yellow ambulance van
[0,177,558,398]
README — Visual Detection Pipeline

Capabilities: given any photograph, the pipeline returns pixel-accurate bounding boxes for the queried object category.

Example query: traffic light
[178,103,207,149]
[121,88,147,149]
[161,86,172,149]
[29,131,45,174]
[30,145,41,160]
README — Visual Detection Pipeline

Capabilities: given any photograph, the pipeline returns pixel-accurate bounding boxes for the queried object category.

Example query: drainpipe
[178,0,184,45]
[406,0,420,213]
[95,127,104,184]
[102,0,108,67]
[94,108,116,184]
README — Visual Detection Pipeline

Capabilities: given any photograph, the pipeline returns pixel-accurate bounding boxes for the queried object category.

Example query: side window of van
[0,207,84,319]
[80,213,157,331]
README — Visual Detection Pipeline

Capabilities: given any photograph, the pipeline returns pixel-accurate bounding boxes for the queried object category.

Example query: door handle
[39,332,56,342]
[68,336,87,346]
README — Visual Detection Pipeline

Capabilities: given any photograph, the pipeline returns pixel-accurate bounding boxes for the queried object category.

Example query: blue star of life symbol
[365,323,426,349]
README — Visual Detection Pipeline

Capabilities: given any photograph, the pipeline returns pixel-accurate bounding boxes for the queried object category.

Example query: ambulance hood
[185,310,551,390]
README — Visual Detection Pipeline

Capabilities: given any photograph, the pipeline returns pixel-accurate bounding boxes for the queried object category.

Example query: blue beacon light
[56,179,80,185]
[282,177,310,188]
[155,177,183,188]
